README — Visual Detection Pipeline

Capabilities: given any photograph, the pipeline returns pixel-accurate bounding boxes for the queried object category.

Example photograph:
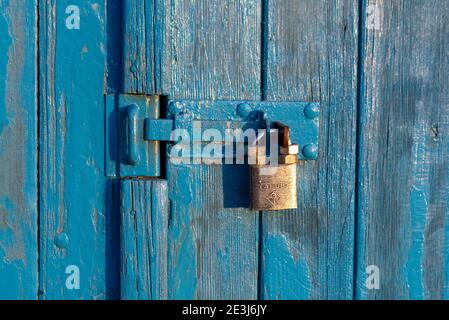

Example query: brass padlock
[250,123,298,211]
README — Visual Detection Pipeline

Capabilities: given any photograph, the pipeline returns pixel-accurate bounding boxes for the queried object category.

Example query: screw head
[304,104,320,119]
[302,143,318,159]
[237,103,252,118]
[54,232,69,249]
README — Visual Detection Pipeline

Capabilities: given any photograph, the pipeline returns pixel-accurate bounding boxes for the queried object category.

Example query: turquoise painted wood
[261,0,359,300]
[355,0,449,299]
[39,0,119,299]
[120,179,168,299]
[0,0,448,300]
[122,0,261,299]
[162,0,261,299]
[0,0,38,299]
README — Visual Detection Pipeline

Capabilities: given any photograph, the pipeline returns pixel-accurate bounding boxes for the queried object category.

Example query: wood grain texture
[120,179,168,299]
[356,0,449,299]
[261,0,359,299]
[161,0,261,299]
[0,0,38,299]
[123,0,158,94]
[39,0,119,299]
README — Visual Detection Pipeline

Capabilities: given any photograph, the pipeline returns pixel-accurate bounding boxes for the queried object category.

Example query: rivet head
[304,104,320,119]
[302,143,318,159]
[237,103,252,118]
[168,102,184,115]
[54,233,69,249]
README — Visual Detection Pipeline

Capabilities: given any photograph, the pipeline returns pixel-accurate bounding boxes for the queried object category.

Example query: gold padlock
[250,123,298,211]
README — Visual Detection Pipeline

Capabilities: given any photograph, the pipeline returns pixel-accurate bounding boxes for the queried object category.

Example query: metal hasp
[105,95,320,182]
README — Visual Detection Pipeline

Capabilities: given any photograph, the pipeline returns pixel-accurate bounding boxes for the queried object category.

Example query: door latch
[105,94,319,210]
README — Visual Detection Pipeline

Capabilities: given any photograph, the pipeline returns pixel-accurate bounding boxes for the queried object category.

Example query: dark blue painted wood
[261,0,359,299]
[356,0,449,300]
[0,0,38,300]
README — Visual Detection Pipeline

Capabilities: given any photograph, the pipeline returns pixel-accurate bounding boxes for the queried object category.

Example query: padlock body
[250,164,297,211]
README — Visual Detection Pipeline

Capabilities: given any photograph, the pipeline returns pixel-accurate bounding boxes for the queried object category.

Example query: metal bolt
[54,232,69,249]
[304,104,320,119]
[302,143,318,159]
[237,103,252,118]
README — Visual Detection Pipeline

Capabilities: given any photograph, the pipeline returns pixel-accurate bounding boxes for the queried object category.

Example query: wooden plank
[39,0,120,299]
[356,0,449,299]
[123,0,157,94]
[120,179,168,300]
[161,0,262,299]
[261,0,359,299]
[120,0,166,300]
[0,0,38,299]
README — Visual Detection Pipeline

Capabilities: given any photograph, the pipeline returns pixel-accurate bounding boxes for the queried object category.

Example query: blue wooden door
[0,0,38,299]
[0,0,447,299]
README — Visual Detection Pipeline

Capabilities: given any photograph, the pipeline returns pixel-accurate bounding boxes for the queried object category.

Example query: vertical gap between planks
[149,181,154,299]
[257,0,269,300]
[108,0,125,299]
[260,0,269,101]
[354,0,367,300]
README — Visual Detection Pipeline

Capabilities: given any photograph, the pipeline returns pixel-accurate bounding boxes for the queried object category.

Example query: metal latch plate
[105,95,319,177]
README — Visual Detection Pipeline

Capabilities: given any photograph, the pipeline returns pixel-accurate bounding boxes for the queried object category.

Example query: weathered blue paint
[120,179,168,299]
[163,0,262,299]
[123,0,158,94]
[1,0,448,300]
[121,0,262,299]
[39,0,119,299]
[0,0,38,299]
[260,235,310,299]
[260,0,359,299]
[355,0,449,300]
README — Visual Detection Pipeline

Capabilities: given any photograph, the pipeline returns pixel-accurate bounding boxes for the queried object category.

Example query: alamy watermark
[166,122,286,176]
[65,265,80,290]
[65,5,80,30]
[365,265,380,290]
